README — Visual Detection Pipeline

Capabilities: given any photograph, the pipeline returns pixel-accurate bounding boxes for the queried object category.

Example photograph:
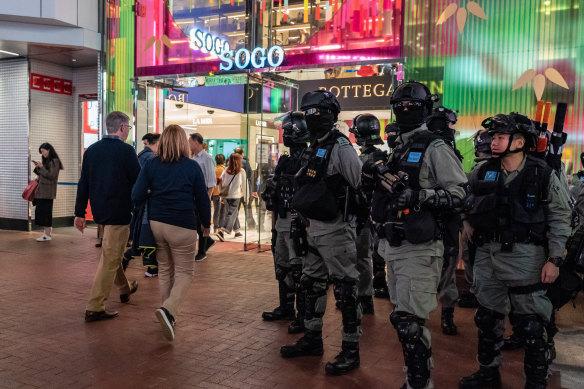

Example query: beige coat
[34,159,60,199]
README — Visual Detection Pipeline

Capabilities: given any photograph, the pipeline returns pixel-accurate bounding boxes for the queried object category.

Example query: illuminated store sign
[189,29,284,71]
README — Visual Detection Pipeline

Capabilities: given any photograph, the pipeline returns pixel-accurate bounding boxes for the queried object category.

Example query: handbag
[219,174,236,198]
[22,180,38,202]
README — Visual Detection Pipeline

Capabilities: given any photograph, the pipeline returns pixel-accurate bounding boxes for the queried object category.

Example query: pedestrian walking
[189,133,216,261]
[132,124,211,341]
[212,154,226,234]
[216,153,247,240]
[75,111,141,323]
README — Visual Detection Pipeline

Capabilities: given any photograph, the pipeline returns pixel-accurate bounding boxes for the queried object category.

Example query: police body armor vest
[292,130,350,221]
[371,131,442,245]
[467,155,551,244]
[274,149,304,218]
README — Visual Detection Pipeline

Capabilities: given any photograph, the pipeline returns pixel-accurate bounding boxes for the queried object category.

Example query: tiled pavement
[1,227,583,389]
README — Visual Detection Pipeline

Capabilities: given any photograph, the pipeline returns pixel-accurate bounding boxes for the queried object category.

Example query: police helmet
[385,122,399,134]
[482,113,537,150]
[300,90,341,118]
[427,107,457,125]
[426,107,458,140]
[390,81,435,115]
[349,114,383,145]
[281,111,310,145]
[473,130,493,154]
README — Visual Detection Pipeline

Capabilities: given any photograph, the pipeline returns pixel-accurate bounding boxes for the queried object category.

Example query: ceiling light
[0,49,19,56]
[72,58,77,62]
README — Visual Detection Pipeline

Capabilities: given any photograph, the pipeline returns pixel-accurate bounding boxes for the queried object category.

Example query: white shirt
[192,149,216,189]
[220,169,248,200]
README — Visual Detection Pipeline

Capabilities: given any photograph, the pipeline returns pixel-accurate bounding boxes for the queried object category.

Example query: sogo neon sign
[190,29,284,71]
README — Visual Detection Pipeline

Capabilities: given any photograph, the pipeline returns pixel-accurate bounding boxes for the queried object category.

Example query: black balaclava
[306,111,336,140]
[394,108,425,131]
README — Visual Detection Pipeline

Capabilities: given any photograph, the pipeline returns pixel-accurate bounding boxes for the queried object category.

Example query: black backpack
[547,225,584,309]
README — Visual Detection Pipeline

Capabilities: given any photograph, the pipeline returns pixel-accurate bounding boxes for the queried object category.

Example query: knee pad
[275,265,289,282]
[390,311,424,344]
[474,306,505,332]
[517,314,545,340]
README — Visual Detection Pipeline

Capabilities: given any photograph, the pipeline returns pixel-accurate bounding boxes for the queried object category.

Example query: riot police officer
[261,111,310,334]
[426,106,463,336]
[458,129,493,309]
[367,81,468,389]
[349,113,388,314]
[280,90,363,376]
[459,113,571,389]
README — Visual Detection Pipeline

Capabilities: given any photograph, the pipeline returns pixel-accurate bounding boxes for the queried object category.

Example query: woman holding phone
[33,143,63,241]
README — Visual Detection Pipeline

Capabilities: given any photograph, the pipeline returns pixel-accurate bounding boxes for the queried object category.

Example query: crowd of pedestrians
[59,111,252,340]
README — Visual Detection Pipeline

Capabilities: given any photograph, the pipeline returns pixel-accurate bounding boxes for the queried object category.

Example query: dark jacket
[137,146,156,167]
[75,137,141,225]
[34,159,60,199]
[131,156,211,230]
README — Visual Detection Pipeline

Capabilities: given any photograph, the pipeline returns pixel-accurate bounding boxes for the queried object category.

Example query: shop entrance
[134,72,299,250]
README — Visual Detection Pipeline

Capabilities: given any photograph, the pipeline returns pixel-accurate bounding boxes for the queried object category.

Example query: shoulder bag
[22,180,38,202]
[219,174,236,198]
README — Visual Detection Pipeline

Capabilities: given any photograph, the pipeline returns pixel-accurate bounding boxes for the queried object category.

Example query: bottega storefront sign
[297,76,394,111]
[190,29,284,71]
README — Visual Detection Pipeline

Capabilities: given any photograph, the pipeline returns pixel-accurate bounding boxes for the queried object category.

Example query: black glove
[391,188,419,211]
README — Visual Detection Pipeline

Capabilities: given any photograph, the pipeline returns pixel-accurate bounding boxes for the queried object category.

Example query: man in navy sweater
[75,111,141,322]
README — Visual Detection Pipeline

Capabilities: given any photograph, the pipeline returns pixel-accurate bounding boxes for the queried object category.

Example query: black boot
[280,331,324,358]
[262,280,295,321]
[458,291,479,308]
[359,295,374,314]
[520,315,548,389]
[460,307,504,389]
[459,367,502,389]
[325,341,360,375]
[441,307,458,335]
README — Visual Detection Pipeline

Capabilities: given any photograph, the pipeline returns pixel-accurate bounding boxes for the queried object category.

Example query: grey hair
[106,111,130,134]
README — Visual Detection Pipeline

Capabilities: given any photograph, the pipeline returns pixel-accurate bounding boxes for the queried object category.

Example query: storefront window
[135,0,403,76]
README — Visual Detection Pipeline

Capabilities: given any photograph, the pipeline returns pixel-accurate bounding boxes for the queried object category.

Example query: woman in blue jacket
[132,124,211,341]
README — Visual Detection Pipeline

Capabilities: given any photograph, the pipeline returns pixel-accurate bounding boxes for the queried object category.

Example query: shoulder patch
[407,151,422,163]
[337,137,351,146]
[484,171,499,181]
[316,148,327,158]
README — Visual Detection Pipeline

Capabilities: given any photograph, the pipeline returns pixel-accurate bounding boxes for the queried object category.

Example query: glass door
[244,73,299,251]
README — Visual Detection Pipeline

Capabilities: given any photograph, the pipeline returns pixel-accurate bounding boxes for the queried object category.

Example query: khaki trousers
[86,225,131,312]
[150,221,197,318]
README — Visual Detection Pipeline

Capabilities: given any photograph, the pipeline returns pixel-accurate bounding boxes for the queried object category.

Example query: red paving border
[0,227,579,388]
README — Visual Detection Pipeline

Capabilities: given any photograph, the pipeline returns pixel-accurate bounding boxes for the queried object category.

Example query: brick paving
[0,227,583,388]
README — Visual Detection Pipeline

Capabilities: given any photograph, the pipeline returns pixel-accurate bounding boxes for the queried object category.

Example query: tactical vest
[274,149,304,218]
[292,130,350,221]
[371,131,443,245]
[467,155,551,245]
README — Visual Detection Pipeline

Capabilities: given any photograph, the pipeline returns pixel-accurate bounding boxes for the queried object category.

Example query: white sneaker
[36,234,52,242]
